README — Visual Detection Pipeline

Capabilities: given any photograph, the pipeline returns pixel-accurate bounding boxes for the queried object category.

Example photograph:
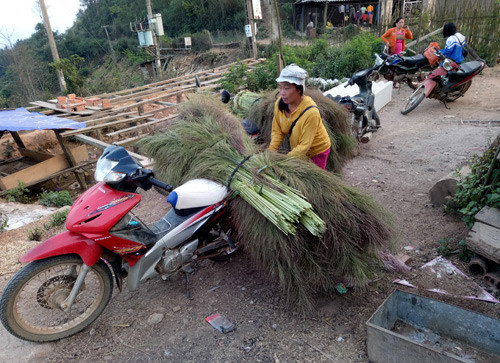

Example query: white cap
[276,64,308,88]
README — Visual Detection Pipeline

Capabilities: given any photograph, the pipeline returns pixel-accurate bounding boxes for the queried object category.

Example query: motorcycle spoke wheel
[401,86,425,115]
[0,255,113,342]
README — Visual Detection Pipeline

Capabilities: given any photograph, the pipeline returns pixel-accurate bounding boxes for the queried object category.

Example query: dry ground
[1,64,500,362]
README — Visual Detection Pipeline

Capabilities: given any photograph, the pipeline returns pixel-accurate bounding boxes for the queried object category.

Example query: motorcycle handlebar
[149,177,173,192]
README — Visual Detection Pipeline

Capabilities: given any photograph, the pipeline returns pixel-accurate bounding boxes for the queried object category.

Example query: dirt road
[1,65,499,362]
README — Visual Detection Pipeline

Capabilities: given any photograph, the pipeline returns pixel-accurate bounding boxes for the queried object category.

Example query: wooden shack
[0,108,90,191]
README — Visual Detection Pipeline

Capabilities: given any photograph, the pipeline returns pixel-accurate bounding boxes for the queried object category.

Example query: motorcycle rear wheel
[401,86,426,115]
[0,255,113,342]
[445,80,472,102]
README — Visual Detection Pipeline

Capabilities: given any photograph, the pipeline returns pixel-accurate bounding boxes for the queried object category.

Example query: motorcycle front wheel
[401,86,426,115]
[0,255,113,342]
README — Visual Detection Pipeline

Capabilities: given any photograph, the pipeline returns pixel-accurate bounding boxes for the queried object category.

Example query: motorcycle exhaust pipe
[360,132,372,143]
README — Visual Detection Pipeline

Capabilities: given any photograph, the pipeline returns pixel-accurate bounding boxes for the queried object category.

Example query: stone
[429,165,471,206]
[147,313,164,324]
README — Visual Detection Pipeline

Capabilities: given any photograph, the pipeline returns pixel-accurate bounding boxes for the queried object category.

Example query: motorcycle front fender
[422,79,437,97]
[20,231,103,266]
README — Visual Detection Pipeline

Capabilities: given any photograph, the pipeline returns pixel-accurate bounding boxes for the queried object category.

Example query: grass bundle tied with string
[241,88,358,173]
[137,95,393,309]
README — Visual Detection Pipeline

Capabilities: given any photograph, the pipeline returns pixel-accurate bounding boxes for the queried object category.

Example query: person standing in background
[381,18,413,88]
[367,4,374,26]
[381,18,412,55]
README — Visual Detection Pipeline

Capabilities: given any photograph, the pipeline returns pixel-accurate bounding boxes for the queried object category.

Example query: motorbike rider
[268,64,331,169]
[438,23,466,64]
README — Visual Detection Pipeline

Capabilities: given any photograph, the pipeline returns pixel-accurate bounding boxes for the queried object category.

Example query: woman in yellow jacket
[268,64,331,169]
[380,18,412,55]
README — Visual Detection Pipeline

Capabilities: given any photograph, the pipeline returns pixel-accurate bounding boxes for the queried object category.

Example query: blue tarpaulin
[0,107,86,132]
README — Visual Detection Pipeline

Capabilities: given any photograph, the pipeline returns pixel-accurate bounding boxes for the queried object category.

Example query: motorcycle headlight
[94,159,125,183]
[374,54,383,67]
[442,58,454,71]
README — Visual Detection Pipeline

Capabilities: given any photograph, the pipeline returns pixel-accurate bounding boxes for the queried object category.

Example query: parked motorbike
[400,53,485,115]
[327,66,381,143]
[372,51,436,89]
[0,145,239,342]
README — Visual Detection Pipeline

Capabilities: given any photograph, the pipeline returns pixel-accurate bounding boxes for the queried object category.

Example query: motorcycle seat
[400,54,429,67]
[448,61,484,83]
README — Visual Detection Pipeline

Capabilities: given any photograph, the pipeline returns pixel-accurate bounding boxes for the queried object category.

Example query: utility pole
[146,0,162,79]
[102,25,117,64]
[246,0,258,59]
[39,0,67,93]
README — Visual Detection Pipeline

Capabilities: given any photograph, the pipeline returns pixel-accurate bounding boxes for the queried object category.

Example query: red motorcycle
[400,53,485,115]
[0,145,238,342]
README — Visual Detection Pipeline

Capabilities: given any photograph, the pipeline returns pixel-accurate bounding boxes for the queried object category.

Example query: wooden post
[54,131,87,189]
[416,10,423,53]
[9,131,26,149]
[246,0,258,59]
[39,0,67,92]
[276,53,283,77]
[323,1,328,33]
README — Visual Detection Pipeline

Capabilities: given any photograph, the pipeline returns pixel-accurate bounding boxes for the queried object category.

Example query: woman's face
[278,82,301,105]
[396,19,405,29]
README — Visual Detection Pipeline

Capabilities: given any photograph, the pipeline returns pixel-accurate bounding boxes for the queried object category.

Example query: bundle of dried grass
[244,88,358,173]
[137,95,393,309]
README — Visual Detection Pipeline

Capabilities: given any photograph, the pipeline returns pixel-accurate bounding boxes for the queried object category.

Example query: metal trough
[366,290,500,363]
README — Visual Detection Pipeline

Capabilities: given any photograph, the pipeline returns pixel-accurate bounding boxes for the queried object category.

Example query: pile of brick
[56,94,112,111]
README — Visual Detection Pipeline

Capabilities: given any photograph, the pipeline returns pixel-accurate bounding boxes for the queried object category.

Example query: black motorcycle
[327,67,381,143]
[372,52,436,89]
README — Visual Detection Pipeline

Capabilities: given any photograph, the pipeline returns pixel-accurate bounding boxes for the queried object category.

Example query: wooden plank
[0,144,88,190]
[9,131,26,149]
[72,134,152,168]
[91,58,264,99]
[141,105,178,116]
[29,101,94,116]
[60,114,153,137]
[110,88,196,113]
[105,114,177,137]
[109,85,186,105]
[84,111,138,127]
[0,160,97,195]
[18,148,54,162]
[406,28,442,49]
[467,220,500,264]
[474,206,500,228]
[115,136,143,146]
[54,131,88,189]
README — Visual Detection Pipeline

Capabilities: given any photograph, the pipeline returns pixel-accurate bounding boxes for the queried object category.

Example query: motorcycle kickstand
[442,99,450,109]
[181,265,194,299]
[184,271,192,299]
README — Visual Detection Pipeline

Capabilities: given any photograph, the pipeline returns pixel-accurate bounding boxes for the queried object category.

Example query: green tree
[50,55,87,95]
